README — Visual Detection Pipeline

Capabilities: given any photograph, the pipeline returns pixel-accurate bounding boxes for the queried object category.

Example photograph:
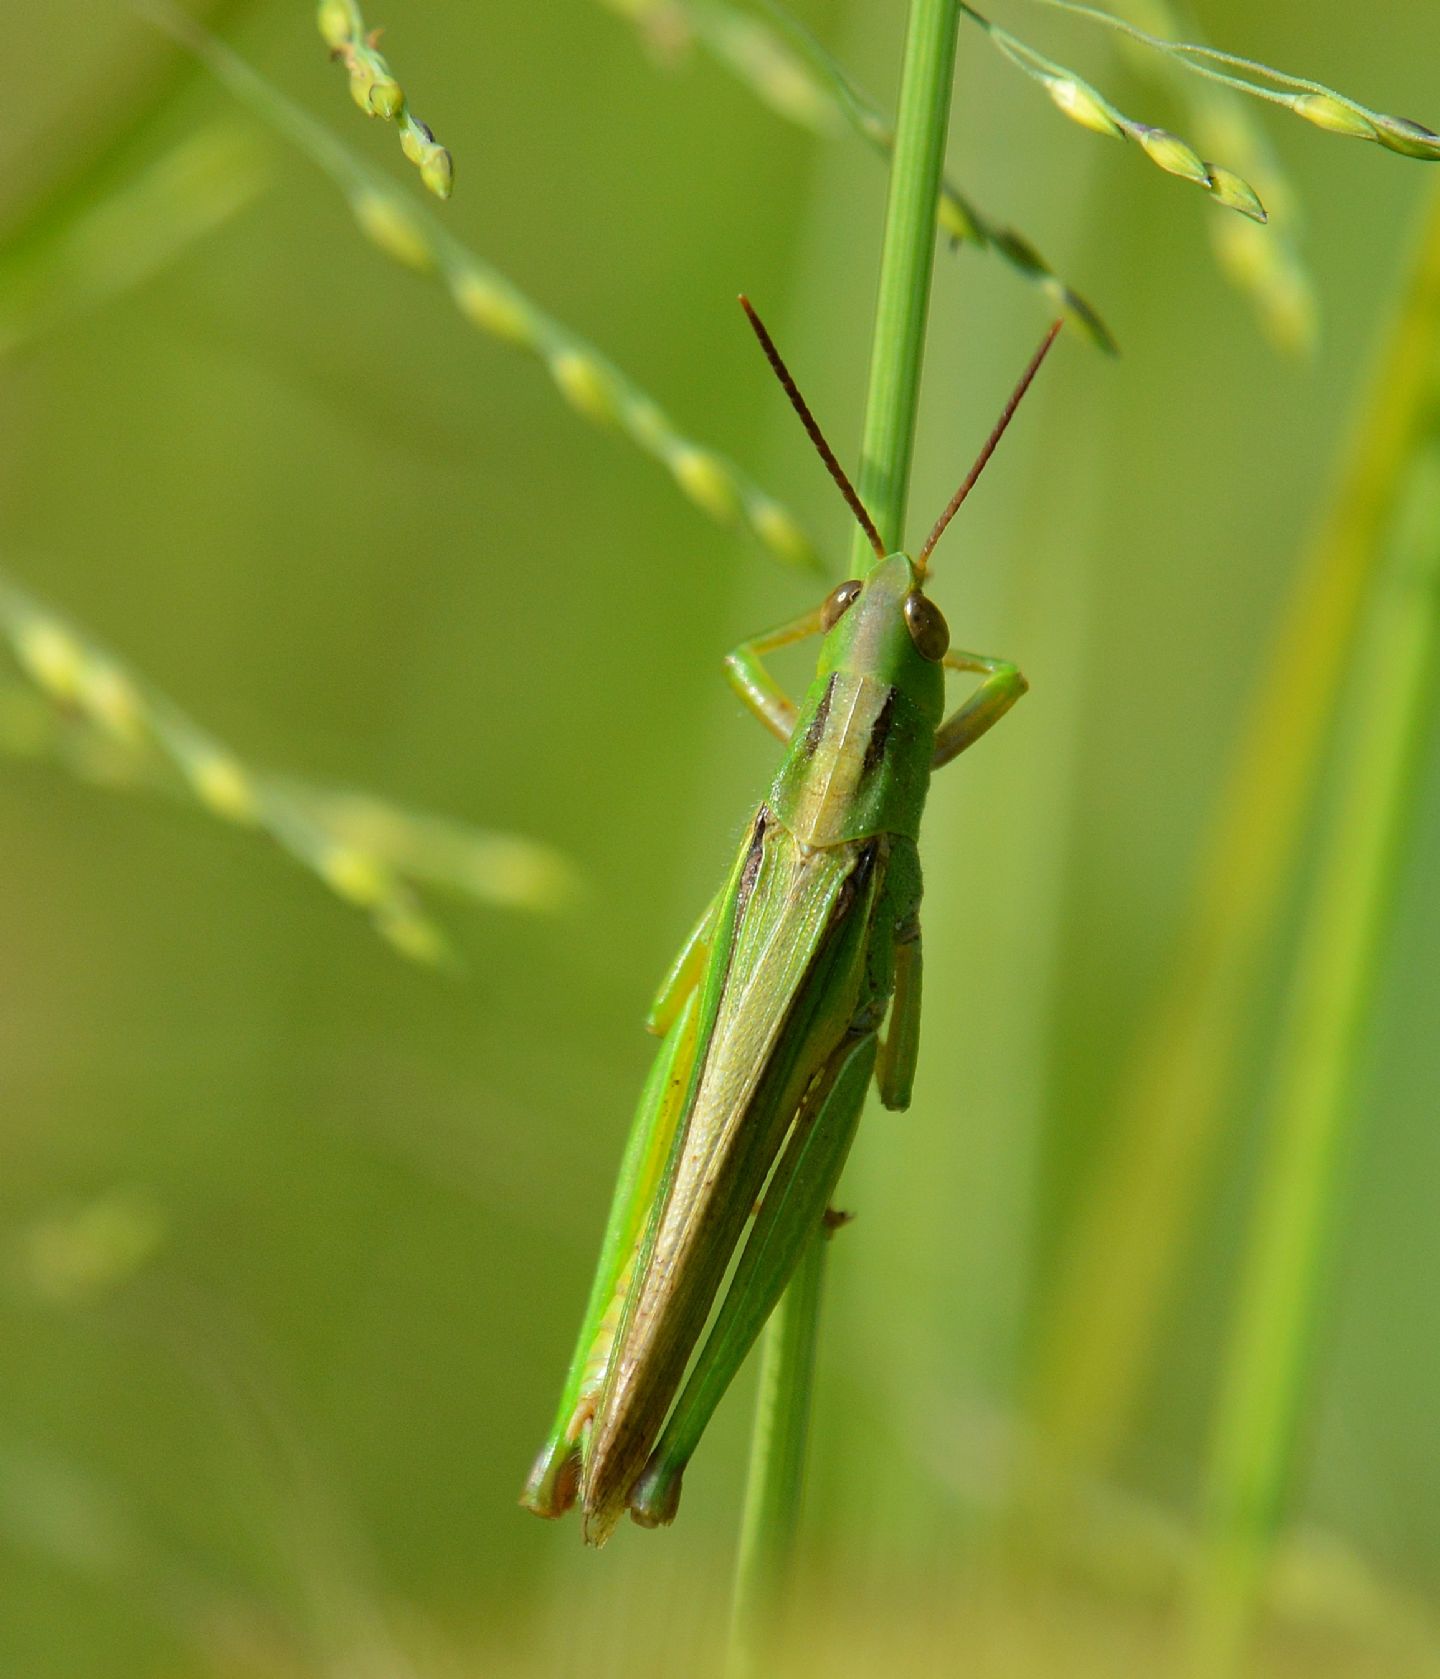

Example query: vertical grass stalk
[1185,432,1440,1675]
[727,1,961,1667]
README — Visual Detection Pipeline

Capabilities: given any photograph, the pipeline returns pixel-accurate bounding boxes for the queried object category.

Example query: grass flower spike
[317,0,454,197]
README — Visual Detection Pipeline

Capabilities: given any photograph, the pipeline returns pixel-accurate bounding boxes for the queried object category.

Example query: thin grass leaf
[146,1,820,571]
[315,0,453,198]
[959,1,1267,221]
[601,0,1116,352]
[0,573,579,965]
[0,126,268,360]
[1026,0,1440,161]
[1022,182,1440,1503]
[1187,438,1440,1679]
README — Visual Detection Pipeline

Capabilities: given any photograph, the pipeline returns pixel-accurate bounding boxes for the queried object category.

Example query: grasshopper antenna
[916,319,1063,578]
[740,295,887,563]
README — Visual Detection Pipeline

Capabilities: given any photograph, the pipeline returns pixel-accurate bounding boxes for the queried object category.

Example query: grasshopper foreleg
[932,648,1028,769]
[723,607,824,742]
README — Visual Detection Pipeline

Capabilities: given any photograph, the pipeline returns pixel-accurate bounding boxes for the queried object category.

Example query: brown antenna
[739,295,886,562]
[916,320,1063,577]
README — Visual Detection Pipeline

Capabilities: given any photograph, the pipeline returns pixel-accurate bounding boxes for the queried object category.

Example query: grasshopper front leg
[723,606,824,742]
[932,647,1028,768]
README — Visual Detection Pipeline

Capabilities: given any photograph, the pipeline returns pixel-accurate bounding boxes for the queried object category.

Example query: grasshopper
[523,301,1060,1546]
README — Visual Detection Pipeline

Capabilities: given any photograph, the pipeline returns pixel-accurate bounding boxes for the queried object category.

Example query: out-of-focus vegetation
[4,2,1440,1675]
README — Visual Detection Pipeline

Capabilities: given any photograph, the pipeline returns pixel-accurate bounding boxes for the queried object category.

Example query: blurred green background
[5,2,1440,1674]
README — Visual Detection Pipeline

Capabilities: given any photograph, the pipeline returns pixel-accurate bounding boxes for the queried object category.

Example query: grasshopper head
[814,550,948,723]
[737,292,1060,724]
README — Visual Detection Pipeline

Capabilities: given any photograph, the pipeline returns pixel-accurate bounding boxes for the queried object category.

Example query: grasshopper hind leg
[520,986,703,1520]
[627,1029,877,1529]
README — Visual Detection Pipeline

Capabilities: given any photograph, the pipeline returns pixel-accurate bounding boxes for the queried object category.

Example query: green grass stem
[725,1231,828,1679]
[728,0,962,1658]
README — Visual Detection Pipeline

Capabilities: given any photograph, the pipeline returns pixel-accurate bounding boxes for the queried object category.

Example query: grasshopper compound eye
[904,592,950,662]
[820,580,863,631]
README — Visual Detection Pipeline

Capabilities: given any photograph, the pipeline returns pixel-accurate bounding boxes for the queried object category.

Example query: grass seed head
[450,271,535,346]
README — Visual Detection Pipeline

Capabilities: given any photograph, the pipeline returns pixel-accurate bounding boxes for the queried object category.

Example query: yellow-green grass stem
[1023,182,1440,1514]
[1186,434,1440,1678]
[729,0,963,1654]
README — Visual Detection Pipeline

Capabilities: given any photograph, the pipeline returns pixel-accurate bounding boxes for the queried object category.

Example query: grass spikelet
[0,573,580,962]
[155,6,823,571]
[316,0,454,198]
[350,186,434,271]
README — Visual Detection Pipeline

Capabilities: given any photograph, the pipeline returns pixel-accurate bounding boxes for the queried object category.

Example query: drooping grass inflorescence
[1027,0,1440,161]
[0,574,578,966]
[960,1,1267,221]
[151,5,821,572]
[1104,0,1316,353]
[600,0,1116,352]
[315,0,454,198]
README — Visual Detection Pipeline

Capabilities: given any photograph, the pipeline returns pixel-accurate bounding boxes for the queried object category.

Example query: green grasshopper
[523,301,1060,1547]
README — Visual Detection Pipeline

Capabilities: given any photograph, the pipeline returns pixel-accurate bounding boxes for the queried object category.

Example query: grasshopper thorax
[813,551,947,728]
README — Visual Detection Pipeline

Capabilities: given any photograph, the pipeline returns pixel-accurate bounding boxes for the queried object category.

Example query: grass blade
[1187,427,1440,1678]
[1022,181,1440,1507]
